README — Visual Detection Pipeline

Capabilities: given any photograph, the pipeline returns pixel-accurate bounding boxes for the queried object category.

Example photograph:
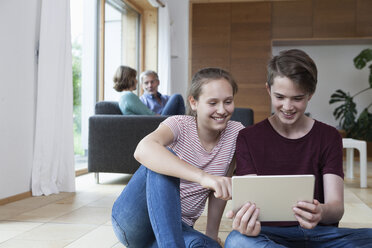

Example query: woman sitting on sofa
[113,65,183,115]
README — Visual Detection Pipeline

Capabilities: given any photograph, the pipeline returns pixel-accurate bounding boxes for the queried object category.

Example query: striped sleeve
[161,115,183,142]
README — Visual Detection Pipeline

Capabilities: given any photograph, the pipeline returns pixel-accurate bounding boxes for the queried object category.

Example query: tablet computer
[232,175,315,222]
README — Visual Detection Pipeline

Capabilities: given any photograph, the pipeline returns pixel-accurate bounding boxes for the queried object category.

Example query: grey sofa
[88,101,254,182]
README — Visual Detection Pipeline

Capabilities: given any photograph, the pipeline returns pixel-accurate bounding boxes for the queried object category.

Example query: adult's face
[142,74,160,95]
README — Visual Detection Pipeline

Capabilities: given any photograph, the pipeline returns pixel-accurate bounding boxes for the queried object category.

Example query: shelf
[272,37,372,46]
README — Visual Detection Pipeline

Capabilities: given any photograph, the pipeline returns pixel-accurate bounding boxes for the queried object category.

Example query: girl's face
[268,76,312,127]
[190,78,235,133]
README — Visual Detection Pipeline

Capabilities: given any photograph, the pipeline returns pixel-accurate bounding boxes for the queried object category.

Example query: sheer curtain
[32,0,75,196]
[157,3,171,95]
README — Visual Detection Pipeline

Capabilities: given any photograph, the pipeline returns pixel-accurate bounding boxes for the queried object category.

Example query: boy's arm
[293,173,344,228]
[321,173,344,223]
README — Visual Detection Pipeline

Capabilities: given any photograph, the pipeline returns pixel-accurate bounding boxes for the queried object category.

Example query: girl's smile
[190,78,235,134]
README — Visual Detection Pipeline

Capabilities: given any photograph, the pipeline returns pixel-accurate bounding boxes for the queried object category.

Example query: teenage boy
[140,70,185,115]
[225,49,372,247]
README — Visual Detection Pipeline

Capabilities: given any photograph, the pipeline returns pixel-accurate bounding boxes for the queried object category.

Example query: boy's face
[267,76,312,126]
[142,74,159,95]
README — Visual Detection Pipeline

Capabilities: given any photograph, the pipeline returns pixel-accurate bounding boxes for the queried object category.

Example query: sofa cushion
[95,101,122,115]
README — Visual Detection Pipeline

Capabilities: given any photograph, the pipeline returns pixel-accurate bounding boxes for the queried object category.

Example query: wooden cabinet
[192,2,272,123]
[230,2,271,122]
[191,0,372,123]
[192,3,231,75]
[356,0,372,36]
[313,0,356,38]
[271,0,372,40]
[272,0,312,39]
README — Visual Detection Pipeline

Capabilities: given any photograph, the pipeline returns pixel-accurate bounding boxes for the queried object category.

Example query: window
[70,0,141,171]
[104,0,141,100]
[71,0,98,170]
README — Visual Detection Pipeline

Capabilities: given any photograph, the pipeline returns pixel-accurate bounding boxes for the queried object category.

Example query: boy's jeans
[225,225,372,248]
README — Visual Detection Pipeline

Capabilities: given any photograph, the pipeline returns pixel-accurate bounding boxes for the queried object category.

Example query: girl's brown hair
[113,66,137,92]
[187,67,238,116]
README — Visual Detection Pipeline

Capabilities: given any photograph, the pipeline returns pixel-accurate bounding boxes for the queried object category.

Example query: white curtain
[157,3,171,95]
[32,0,75,196]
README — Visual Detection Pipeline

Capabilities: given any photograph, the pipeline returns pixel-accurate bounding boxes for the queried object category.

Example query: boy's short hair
[267,49,317,95]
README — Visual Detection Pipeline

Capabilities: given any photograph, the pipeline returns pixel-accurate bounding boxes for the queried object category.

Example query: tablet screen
[232,175,315,222]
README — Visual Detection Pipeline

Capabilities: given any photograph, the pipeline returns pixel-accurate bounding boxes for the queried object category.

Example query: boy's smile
[268,76,312,128]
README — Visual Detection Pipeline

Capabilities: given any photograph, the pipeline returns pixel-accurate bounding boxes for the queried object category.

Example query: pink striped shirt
[162,115,244,226]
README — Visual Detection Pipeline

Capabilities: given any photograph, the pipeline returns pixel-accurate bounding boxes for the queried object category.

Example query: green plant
[329,48,372,142]
[72,40,83,155]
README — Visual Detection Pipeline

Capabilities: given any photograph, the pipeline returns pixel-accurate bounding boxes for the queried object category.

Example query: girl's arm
[206,194,226,241]
[206,157,236,240]
[134,124,232,200]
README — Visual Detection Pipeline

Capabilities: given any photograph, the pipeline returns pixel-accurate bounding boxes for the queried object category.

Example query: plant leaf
[349,109,372,141]
[354,48,372,70]
[369,64,372,88]
[329,89,348,104]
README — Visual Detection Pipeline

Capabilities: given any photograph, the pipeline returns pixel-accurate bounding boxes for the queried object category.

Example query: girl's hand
[293,199,323,229]
[226,202,261,236]
[199,174,232,200]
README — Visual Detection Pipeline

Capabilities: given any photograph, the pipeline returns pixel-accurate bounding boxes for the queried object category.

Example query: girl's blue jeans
[111,164,221,248]
[225,225,372,248]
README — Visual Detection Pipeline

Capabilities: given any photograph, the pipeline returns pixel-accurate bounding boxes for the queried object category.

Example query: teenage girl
[111,67,245,247]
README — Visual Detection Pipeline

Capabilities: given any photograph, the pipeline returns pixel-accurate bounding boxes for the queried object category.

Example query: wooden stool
[342,138,367,188]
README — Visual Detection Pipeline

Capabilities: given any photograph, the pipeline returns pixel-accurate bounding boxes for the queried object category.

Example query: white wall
[0,0,41,199]
[273,45,372,127]
[168,2,372,128]
[167,0,189,99]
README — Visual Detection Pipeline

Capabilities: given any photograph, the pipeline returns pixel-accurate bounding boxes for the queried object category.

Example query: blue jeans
[225,225,372,248]
[111,165,221,248]
[161,94,185,115]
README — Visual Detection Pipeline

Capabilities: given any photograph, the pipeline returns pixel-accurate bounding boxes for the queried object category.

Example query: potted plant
[329,48,372,143]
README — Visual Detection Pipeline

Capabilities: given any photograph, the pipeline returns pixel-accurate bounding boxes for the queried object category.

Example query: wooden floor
[0,162,371,247]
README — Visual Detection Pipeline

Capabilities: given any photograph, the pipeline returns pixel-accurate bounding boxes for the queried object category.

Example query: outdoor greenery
[72,40,84,155]
[329,48,372,142]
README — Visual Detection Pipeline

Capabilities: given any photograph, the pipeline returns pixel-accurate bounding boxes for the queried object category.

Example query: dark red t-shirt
[236,118,344,226]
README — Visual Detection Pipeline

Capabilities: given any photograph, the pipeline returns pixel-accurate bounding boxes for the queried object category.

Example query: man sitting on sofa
[139,70,185,115]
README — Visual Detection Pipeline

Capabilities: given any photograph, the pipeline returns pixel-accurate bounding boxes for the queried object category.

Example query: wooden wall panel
[313,0,356,37]
[230,2,272,123]
[192,3,231,76]
[356,0,372,36]
[191,0,371,124]
[271,0,313,39]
